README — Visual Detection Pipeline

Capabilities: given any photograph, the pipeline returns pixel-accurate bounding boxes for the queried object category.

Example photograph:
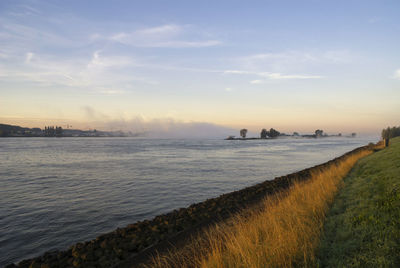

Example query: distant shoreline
[224,136,355,140]
[0,136,129,138]
[0,123,141,138]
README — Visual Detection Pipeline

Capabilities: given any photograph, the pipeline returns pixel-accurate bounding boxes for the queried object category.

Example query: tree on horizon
[240,129,248,139]
[315,129,324,137]
[260,129,268,139]
[268,128,280,138]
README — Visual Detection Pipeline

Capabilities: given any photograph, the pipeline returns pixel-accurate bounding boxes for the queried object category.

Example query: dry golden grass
[147,149,372,268]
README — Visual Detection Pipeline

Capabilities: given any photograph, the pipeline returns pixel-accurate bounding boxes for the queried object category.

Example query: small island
[225,128,356,140]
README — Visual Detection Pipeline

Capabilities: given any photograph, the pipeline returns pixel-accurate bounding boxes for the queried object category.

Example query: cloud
[0,12,221,94]
[239,51,317,71]
[82,106,97,119]
[222,50,356,84]
[243,52,317,62]
[393,69,400,80]
[242,50,351,65]
[250,80,263,84]
[6,4,41,17]
[322,50,352,63]
[109,24,221,48]
[135,24,181,36]
[148,40,221,48]
[0,50,156,93]
[25,52,34,63]
[1,20,80,51]
[262,73,322,79]
[233,50,353,74]
[87,50,132,69]
[224,69,322,82]
[224,70,251,74]
[100,89,125,95]
[109,24,182,45]
[81,106,109,121]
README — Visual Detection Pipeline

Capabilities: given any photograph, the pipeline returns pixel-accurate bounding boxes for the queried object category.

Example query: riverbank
[317,136,400,266]
[6,141,377,268]
[145,144,376,267]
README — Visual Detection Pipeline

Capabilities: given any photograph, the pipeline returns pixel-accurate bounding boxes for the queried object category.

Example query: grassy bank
[147,148,373,267]
[317,137,400,267]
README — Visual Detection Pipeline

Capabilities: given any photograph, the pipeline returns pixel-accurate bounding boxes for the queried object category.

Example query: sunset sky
[1,0,399,136]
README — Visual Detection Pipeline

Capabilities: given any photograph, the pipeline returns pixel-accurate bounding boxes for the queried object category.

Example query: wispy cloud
[1,20,80,51]
[393,69,400,80]
[109,24,222,48]
[321,50,353,63]
[243,52,317,62]
[81,106,110,120]
[25,52,34,63]
[225,69,322,82]
[238,51,317,72]
[263,73,322,79]
[242,50,352,64]
[224,70,252,74]
[87,51,132,69]
[233,50,353,75]
[6,4,41,17]
[135,24,181,35]
[0,7,223,95]
[250,80,263,84]
[100,89,126,95]
[222,50,355,84]
[0,50,155,92]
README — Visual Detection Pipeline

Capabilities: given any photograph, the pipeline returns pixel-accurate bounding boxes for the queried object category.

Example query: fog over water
[0,136,377,266]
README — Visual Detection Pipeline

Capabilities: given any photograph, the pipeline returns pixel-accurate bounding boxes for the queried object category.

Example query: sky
[0,0,399,137]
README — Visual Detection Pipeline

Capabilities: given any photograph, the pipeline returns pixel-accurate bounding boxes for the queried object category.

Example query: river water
[0,136,376,266]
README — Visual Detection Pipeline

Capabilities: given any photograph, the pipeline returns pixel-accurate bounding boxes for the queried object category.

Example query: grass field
[317,137,400,267]
[147,147,373,268]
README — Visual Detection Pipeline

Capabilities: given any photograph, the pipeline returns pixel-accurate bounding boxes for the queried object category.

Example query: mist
[86,117,235,139]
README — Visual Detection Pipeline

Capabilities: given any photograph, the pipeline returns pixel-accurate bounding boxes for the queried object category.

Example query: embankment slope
[317,137,400,267]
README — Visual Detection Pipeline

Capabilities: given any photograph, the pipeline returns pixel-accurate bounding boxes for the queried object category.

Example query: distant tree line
[260,128,280,138]
[381,126,400,139]
[315,129,324,137]
[232,127,356,140]
[238,128,282,139]
[240,129,248,138]
[44,126,63,137]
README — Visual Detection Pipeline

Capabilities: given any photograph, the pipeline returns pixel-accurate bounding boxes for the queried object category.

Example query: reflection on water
[0,136,376,266]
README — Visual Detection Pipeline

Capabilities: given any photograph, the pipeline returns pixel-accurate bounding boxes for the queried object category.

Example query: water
[0,136,376,266]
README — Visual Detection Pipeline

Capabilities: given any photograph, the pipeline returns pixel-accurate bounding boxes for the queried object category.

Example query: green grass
[317,137,400,267]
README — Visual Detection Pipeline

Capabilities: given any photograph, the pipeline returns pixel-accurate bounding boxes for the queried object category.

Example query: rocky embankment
[7,144,376,268]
